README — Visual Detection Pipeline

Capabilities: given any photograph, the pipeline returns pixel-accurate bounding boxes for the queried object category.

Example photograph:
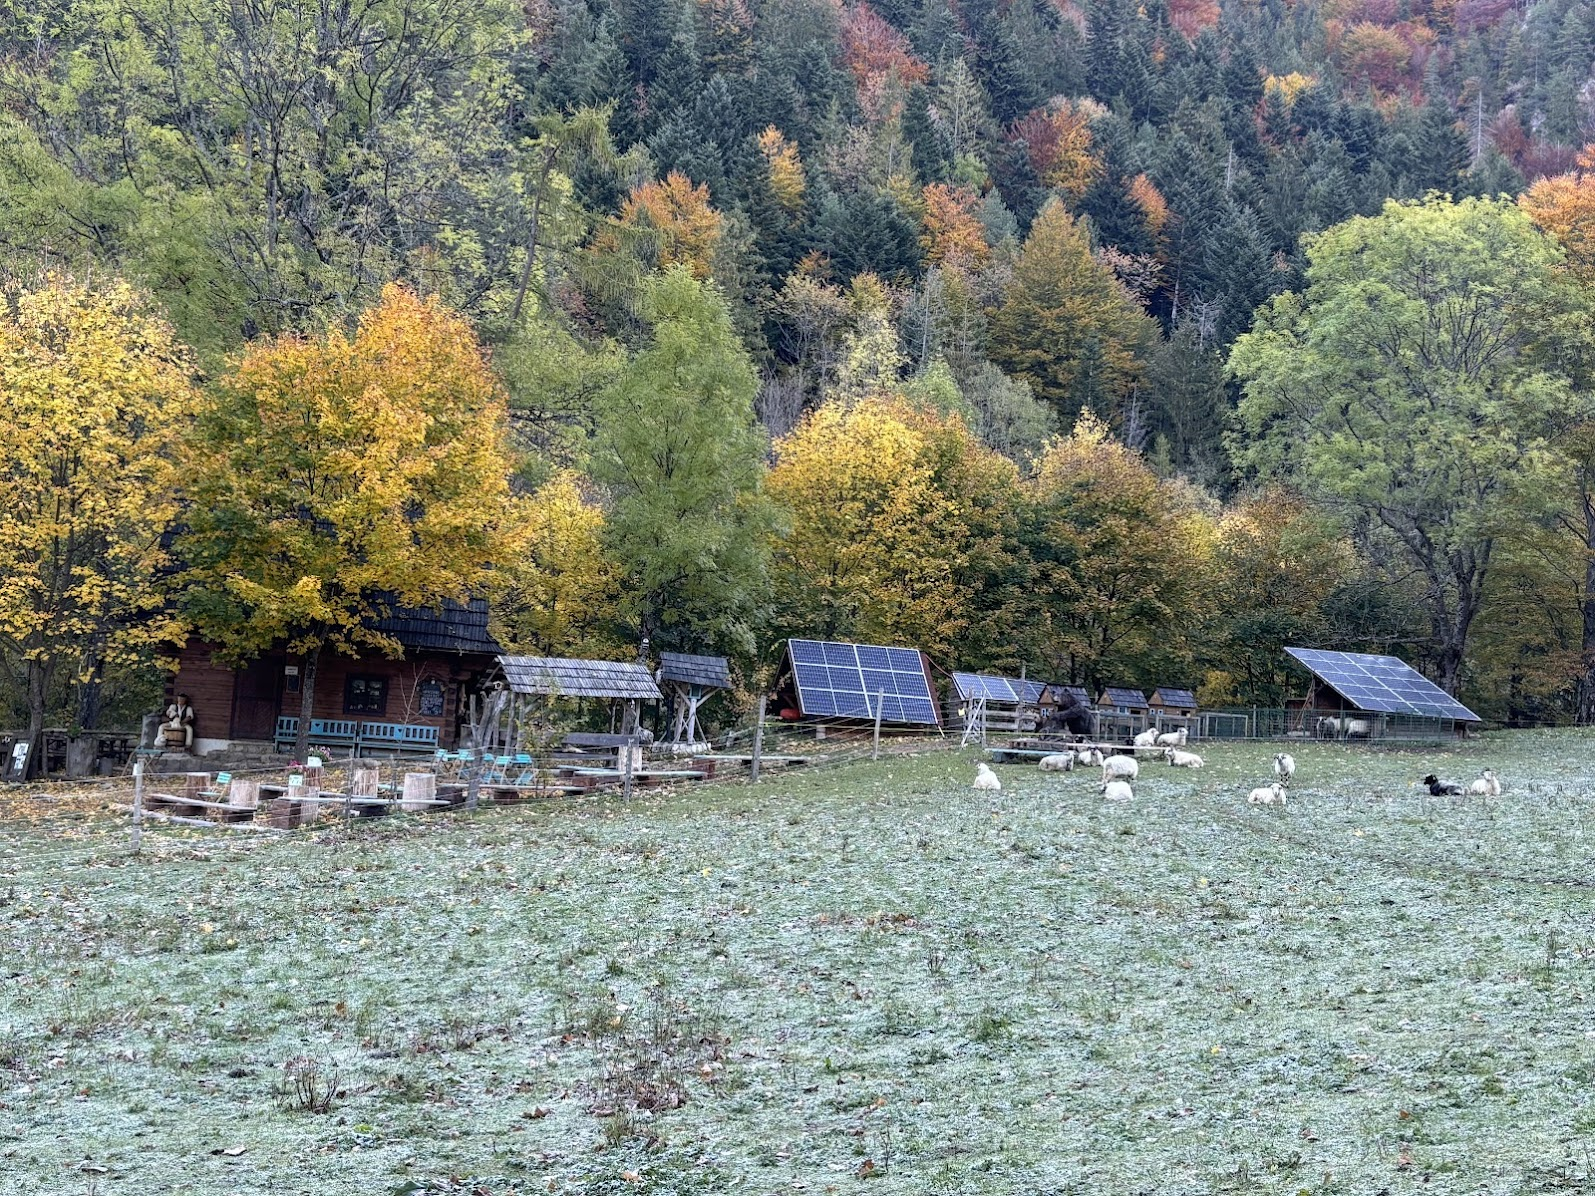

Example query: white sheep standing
[973,762,1002,792]
[1132,727,1159,749]
[1164,747,1204,768]
[1247,782,1287,807]
[1101,779,1135,802]
[1101,754,1139,783]
[1273,752,1296,786]
[1155,727,1188,747]
[1467,768,1501,797]
[1038,752,1076,773]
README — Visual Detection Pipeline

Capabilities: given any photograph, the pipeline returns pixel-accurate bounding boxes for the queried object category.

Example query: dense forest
[6,0,1595,741]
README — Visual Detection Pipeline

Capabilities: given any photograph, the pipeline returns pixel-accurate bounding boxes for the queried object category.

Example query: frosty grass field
[6,730,1595,1194]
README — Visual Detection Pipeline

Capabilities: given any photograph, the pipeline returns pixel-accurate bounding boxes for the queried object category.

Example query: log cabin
[167,600,500,756]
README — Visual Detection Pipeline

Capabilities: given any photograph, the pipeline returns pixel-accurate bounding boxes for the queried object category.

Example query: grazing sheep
[974,763,1002,792]
[1132,727,1159,749]
[1100,779,1135,802]
[1273,752,1296,786]
[1101,754,1139,783]
[1420,773,1463,796]
[1467,768,1501,797]
[1038,752,1076,773]
[1247,782,1287,807]
[1155,727,1188,747]
[1164,748,1204,769]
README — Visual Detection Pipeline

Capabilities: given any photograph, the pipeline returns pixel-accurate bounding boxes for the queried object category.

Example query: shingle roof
[498,655,663,700]
[373,598,500,655]
[658,652,732,689]
[1100,686,1148,708]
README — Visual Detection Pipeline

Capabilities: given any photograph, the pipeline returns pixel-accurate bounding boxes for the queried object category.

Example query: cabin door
[231,658,283,741]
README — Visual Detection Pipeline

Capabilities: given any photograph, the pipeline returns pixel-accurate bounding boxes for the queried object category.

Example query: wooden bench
[358,722,439,755]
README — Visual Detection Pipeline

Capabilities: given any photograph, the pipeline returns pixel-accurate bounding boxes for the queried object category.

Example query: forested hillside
[6,0,1595,734]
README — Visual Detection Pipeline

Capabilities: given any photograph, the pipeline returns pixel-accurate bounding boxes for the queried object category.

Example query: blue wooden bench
[274,716,298,750]
[358,722,439,754]
[308,719,359,749]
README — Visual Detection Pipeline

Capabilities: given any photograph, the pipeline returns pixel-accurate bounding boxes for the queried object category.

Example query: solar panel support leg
[871,690,884,761]
[750,695,766,784]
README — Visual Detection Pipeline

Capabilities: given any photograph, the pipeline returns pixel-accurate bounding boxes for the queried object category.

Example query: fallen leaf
[210,1147,246,1157]
[856,1159,876,1178]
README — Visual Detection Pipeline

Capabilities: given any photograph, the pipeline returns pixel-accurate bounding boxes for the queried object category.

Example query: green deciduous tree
[1230,196,1574,694]
[588,266,776,658]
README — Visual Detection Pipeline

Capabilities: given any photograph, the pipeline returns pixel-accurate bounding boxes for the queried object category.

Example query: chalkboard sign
[418,680,446,717]
[8,740,30,782]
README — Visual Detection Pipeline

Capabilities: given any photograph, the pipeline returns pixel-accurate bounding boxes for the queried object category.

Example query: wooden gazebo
[657,652,731,747]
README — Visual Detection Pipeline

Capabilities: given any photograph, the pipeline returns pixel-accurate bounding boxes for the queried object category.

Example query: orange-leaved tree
[178,284,523,759]
[0,274,197,776]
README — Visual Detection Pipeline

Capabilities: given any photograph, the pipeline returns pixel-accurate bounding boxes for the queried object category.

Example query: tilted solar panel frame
[1284,647,1480,721]
[658,651,732,690]
[788,639,940,725]
[951,672,1022,703]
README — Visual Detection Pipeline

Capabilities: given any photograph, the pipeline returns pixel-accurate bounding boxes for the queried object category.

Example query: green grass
[6,730,1595,1193]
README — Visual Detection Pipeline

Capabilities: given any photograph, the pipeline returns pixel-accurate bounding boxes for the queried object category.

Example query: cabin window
[344,675,388,715]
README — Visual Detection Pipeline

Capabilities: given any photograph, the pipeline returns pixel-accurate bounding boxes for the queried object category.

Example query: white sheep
[1273,752,1296,786]
[1155,727,1188,747]
[1318,716,1371,739]
[1101,754,1139,783]
[1467,768,1501,797]
[1100,779,1135,801]
[1076,747,1104,768]
[1132,727,1159,748]
[1038,752,1075,773]
[973,762,1001,792]
[1164,748,1204,768]
[1247,782,1287,807]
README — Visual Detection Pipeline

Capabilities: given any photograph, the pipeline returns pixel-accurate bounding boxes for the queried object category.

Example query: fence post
[131,759,145,854]
[750,695,767,784]
[872,690,884,761]
[465,692,482,814]
[622,732,636,801]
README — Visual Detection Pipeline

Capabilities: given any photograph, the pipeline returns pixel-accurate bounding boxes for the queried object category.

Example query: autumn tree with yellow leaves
[178,284,525,759]
[0,275,197,776]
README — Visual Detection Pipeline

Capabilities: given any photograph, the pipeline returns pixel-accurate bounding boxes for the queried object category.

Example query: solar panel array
[789,639,939,724]
[498,655,663,700]
[1285,647,1481,721]
[1014,678,1049,705]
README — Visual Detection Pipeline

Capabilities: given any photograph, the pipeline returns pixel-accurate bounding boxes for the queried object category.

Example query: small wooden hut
[493,655,664,755]
[657,652,732,747]
[1096,686,1149,740]
[1149,687,1198,718]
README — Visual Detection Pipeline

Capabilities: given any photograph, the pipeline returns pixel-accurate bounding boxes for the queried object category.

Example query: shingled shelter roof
[373,598,500,655]
[658,652,732,690]
[498,655,663,700]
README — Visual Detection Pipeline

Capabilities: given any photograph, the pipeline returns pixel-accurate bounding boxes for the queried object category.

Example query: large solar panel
[952,672,1021,702]
[789,639,939,724]
[1285,647,1480,721]
[1013,678,1048,704]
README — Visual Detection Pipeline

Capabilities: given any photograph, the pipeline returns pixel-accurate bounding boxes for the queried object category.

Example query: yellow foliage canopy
[1521,152,1595,280]
[181,283,522,664]
[768,396,1018,658]
[0,274,195,692]
[920,183,989,265]
[758,126,807,211]
[616,172,725,279]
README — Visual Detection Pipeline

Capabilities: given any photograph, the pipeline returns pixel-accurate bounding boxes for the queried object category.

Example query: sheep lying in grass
[1101,754,1139,783]
[1101,779,1135,802]
[1421,773,1463,796]
[1155,727,1188,747]
[1076,747,1104,768]
[1273,753,1296,786]
[1467,768,1501,796]
[1247,782,1287,807]
[974,763,1002,792]
[1132,728,1159,749]
[1038,752,1075,773]
[1164,748,1204,768]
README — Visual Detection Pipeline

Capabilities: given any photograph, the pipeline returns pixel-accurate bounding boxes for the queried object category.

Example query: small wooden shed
[657,652,732,747]
[1098,687,1149,715]
[1149,687,1198,718]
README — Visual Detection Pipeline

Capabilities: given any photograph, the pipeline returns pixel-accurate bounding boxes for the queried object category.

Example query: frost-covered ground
[6,730,1595,1194]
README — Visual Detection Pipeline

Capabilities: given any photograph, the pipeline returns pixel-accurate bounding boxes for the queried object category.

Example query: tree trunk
[293,646,320,760]
[1577,492,1595,725]
[23,658,51,781]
